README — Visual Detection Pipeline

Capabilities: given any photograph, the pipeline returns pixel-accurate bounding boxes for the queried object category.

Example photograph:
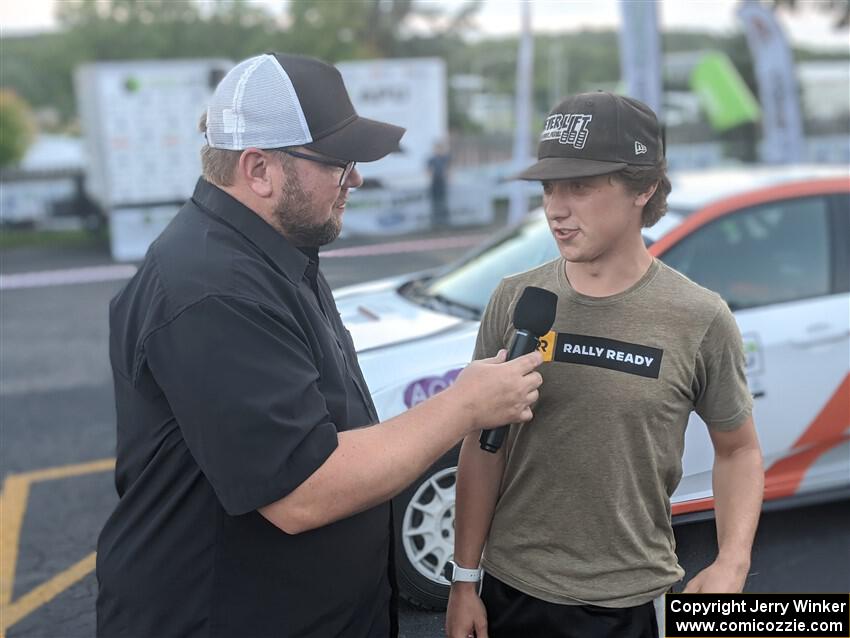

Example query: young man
[446,92,764,638]
[97,53,543,638]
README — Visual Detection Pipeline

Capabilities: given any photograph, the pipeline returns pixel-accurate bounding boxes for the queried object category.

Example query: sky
[1,0,848,52]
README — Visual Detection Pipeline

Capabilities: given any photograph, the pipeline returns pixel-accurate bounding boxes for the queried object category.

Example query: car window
[828,192,850,293]
[423,215,560,313]
[660,197,831,310]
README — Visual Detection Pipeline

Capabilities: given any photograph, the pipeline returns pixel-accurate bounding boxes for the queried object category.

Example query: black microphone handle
[479,330,539,453]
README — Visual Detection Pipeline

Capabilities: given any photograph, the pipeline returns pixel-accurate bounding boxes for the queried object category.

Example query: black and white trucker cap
[205,53,405,162]
[517,91,663,181]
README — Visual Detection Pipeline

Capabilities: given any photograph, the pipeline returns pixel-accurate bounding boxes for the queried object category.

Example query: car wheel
[392,447,459,610]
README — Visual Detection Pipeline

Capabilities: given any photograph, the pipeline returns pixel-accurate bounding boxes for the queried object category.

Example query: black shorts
[480,574,659,638]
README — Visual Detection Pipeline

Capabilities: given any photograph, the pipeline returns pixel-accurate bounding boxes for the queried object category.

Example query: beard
[272,171,342,247]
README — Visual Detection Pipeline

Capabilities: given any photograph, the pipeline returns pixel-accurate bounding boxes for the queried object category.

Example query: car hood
[334,277,464,352]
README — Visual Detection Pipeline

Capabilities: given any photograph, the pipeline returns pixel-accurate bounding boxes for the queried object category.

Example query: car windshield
[412,214,559,316]
[404,209,686,318]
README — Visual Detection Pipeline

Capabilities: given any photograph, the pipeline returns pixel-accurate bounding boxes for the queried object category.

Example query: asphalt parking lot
[1,223,848,637]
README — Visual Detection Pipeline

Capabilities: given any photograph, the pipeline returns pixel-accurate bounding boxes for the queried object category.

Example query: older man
[97,53,542,638]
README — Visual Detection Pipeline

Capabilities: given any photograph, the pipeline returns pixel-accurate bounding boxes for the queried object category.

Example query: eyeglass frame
[274,148,356,187]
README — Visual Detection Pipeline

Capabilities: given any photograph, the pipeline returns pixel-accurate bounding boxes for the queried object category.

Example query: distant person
[427,139,451,228]
[96,53,543,638]
[445,92,764,638]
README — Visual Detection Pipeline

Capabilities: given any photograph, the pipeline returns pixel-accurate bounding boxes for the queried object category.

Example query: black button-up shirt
[97,179,395,637]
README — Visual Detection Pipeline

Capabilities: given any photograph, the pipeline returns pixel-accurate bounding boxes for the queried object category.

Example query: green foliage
[2,32,78,127]
[448,30,631,114]
[285,0,481,62]
[0,89,36,167]
[286,0,373,62]
[0,0,481,125]
[1,0,286,125]
[0,0,846,134]
[55,0,280,61]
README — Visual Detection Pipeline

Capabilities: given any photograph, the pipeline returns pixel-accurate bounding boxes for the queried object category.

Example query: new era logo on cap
[516,91,662,182]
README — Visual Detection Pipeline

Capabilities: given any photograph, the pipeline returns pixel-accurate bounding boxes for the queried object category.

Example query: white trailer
[337,57,448,183]
[336,57,492,234]
[75,58,231,260]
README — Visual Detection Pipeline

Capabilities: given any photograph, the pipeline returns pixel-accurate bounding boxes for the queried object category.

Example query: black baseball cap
[206,53,405,162]
[516,91,662,181]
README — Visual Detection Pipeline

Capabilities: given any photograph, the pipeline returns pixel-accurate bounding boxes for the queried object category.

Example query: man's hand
[446,583,489,638]
[683,558,749,593]
[452,349,543,433]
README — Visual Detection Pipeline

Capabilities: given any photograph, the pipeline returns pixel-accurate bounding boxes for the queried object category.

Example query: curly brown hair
[611,159,672,228]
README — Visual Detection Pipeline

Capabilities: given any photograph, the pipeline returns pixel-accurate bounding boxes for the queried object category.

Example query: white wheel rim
[401,466,457,586]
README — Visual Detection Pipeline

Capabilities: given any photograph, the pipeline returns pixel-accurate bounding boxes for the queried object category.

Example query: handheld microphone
[479,286,557,453]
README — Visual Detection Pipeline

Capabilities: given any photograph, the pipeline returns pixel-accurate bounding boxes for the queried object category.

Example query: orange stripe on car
[672,375,850,516]
[763,374,850,499]
[672,496,715,516]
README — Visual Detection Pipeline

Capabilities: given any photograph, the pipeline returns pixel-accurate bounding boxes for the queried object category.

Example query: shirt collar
[298,246,321,290]
[191,178,310,284]
[297,246,320,264]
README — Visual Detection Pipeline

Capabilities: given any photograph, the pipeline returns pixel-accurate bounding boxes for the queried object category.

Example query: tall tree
[285,0,481,61]
[0,90,36,168]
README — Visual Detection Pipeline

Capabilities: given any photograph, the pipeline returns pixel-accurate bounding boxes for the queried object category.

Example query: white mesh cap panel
[205,54,312,150]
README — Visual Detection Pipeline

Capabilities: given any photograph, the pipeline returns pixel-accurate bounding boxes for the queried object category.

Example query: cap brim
[306,115,405,162]
[513,157,627,181]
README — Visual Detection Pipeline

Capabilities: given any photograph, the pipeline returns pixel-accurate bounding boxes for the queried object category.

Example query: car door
[659,190,850,505]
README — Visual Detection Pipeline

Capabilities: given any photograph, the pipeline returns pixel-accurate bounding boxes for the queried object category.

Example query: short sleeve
[473,279,513,361]
[693,300,753,431]
[143,295,339,515]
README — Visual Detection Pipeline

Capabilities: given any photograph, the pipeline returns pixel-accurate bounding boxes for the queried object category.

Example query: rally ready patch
[538,332,663,378]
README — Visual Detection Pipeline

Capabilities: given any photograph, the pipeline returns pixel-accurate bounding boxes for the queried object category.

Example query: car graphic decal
[762,374,850,499]
[672,374,850,516]
[403,368,463,408]
[742,333,764,375]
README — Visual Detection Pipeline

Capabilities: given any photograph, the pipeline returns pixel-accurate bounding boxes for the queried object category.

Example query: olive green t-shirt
[476,258,752,608]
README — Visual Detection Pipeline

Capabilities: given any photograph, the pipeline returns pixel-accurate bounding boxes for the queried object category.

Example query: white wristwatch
[443,560,482,583]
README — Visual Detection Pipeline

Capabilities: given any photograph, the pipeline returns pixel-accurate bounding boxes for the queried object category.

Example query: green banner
[690,51,761,131]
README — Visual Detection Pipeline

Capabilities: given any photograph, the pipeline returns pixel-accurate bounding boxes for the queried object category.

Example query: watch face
[443,561,454,582]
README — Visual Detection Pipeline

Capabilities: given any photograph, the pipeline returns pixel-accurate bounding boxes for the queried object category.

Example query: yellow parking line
[0,553,97,632]
[0,458,115,632]
[0,475,30,606]
[12,458,115,484]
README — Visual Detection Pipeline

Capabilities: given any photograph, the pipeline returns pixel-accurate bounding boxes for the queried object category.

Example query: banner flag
[737,0,805,163]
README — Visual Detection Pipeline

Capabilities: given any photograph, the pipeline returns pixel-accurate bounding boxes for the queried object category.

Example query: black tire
[392,445,460,610]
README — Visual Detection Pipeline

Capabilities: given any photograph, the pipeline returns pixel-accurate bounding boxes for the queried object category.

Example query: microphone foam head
[513,286,558,336]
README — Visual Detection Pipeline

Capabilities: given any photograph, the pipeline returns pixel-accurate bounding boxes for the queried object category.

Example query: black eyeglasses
[278,149,356,187]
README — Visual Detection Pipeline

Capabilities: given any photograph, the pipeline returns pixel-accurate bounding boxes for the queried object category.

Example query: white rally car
[334,165,850,609]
